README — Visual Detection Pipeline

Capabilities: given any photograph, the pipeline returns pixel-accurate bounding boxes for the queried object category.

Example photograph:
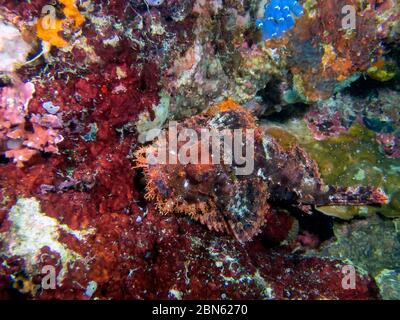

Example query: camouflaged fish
[136,100,388,242]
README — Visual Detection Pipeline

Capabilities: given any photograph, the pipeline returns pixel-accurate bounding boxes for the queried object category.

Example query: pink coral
[0,81,64,166]
[376,133,400,158]
[0,81,33,133]
[305,106,349,141]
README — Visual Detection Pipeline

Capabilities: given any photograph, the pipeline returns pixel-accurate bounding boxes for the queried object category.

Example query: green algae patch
[263,126,299,151]
[319,215,400,275]
[313,206,367,221]
[280,121,400,219]
[375,269,400,300]
[316,214,400,299]
[301,124,382,185]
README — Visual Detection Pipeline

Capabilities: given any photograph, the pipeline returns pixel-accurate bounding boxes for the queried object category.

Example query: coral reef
[303,84,400,143]
[0,20,32,73]
[162,0,400,119]
[265,119,400,219]
[316,214,400,299]
[367,59,398,82]
[0,194,380,300]
[0,197,93,290]
[281,0,400,102]
[0,80,63,166]
[282,78,400,219]
[375,269,400,300]
[0,0,399,301]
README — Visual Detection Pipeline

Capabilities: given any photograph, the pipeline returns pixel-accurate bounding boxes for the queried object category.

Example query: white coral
[0,21,31,73]
[0,198,95,286]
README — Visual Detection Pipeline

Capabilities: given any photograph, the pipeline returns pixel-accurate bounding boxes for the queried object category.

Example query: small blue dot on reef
[256,0,304,40]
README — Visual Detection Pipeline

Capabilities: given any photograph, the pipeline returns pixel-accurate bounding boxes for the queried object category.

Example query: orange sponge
[59,0,85,28]
[36,0,85,49]
[36,18,68,48]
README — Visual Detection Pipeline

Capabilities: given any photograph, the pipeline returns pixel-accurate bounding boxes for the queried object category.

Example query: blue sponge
[256,0,304,40]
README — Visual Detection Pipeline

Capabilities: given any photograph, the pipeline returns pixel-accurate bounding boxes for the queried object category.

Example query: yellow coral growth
[59,0,85,28]
[36,18,68,48]
[12,274,39,295]
[321,44,352,82]
[36,0,84,49]
[367,60,396,82]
